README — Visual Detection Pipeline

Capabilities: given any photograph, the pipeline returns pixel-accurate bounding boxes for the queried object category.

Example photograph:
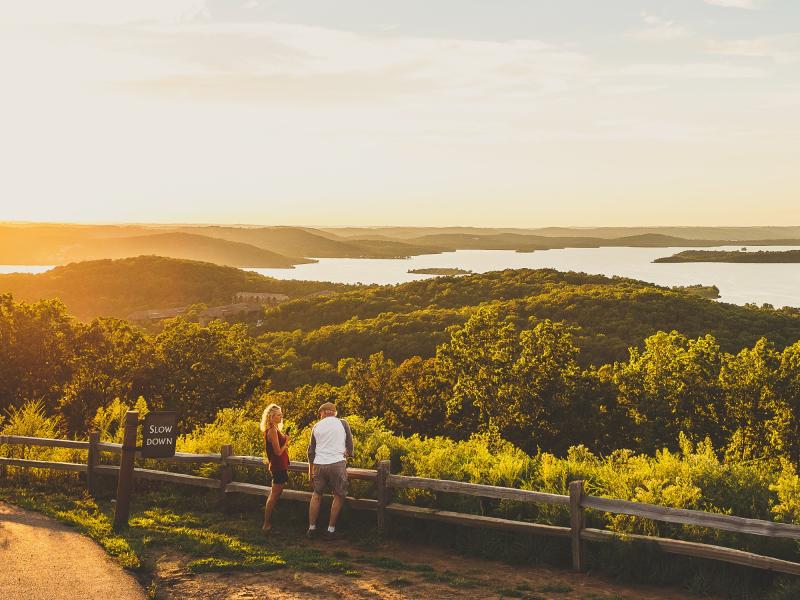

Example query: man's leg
[308,492,322,529]
[328,493,344,529]
[327,462,348,531]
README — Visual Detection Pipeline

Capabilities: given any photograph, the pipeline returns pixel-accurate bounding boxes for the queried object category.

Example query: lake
[247,246,800,309]
[3,246,799,308]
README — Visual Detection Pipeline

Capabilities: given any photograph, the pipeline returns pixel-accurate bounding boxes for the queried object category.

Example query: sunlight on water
[246,246,800,309]
[0,265,55,275]
[2,246,798,309]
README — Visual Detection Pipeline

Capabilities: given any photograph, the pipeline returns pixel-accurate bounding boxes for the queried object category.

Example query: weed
[539,581,573,593]
[355,555,435,572]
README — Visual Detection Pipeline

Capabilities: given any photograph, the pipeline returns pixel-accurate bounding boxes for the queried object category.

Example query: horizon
[3,221,800,230]
[1,1,799,226]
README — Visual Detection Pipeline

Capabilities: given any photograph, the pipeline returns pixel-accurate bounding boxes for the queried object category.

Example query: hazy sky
[1,1,798,227]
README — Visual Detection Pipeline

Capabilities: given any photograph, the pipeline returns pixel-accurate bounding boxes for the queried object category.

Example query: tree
[153,318,268,429]
[58,318,158,433]
[0,294,76,414]
[720,338,781,461]
[510,320,583,452]
[613,331,723,451]
[436,304,518,435]
[770,341,800,462]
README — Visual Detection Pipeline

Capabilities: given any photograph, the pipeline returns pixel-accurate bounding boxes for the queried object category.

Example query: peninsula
[408,267,473,275]
[655,250,800,263]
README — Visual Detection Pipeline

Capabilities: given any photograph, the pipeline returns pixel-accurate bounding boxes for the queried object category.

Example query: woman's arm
[268,428,290,455]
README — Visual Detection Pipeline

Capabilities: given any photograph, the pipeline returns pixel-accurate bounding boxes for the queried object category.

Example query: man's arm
[340,419,353,458]
[307,427,317,480]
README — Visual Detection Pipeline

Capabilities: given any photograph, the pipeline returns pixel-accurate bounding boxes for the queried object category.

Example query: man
[306,401,353,539]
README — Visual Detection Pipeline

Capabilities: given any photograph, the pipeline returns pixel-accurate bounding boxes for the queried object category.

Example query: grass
[539,581,573,593]
[0,479,357,576]
[355,554,435,572]
[420,568,484,588]
[0,477,496,593]
[495,582,548,599]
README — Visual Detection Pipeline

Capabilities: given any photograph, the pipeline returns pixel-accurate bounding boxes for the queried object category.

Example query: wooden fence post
[86,431,99,497]
[220,444,233,510]
[113,411,139,531]
[0,435,6,480]
[376,459,390,535]
[569,479,586,572]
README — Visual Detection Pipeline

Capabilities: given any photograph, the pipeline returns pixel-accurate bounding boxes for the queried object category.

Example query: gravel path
[0,501,146,600]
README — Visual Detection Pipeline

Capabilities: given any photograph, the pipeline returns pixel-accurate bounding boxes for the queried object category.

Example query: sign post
[113,410,178,530]
[113,410,139,530]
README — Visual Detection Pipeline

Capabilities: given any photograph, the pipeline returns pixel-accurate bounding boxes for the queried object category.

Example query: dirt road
[0,501,146,600]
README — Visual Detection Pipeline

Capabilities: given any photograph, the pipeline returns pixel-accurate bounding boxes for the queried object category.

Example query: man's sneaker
[323,530,342,541]
[306,527,318,539]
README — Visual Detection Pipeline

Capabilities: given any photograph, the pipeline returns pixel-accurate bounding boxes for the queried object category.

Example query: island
[408,267,473,275]
[654,250,800,263]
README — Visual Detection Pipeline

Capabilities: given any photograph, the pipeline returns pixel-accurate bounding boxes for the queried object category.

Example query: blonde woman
[260,403,290,533]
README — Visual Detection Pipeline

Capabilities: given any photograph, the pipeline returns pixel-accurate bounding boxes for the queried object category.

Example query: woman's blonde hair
[260,403,283,433]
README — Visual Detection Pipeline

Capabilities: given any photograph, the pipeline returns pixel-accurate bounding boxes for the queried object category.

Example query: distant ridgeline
[655,249,800,263]
[3,223,800,268]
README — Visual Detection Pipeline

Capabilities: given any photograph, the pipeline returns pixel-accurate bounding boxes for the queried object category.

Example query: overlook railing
[2,433,800,577]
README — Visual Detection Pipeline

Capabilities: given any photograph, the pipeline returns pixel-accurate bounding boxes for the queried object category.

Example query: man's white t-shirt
[308,416,354,465]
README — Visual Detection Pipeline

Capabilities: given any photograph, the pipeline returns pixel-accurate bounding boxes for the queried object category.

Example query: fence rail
[2,433,800,577]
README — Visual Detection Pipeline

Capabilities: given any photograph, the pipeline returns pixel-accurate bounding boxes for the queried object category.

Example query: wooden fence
[2,433,800,577]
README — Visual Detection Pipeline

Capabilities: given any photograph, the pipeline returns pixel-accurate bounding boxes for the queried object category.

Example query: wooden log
[386,474,570,506]
[582,496,800,540]
[86,432,99,497]
[569,480,587,572]
[0,435,89,450]
[581,528,800,577]
[376,460,390,535]
[224,456,376,480]
[224,481,379,511]
[385,503,571,538]
[225,455,264,466]
[113,411,138,531]
[96,442,123,453]
[0,457,87,472]
[219,445,233,490]
[164,452,224,464]
[96,441,221,464]
[94,465,220,489]
[219,444,234,512]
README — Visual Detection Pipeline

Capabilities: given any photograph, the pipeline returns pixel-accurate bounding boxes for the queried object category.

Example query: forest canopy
[2,261,800,465]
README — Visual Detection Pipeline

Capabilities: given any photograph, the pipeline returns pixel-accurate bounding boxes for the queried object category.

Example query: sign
[141,411,178,458]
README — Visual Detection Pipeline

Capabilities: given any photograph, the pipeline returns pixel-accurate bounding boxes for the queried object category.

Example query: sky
[0,0,798,227]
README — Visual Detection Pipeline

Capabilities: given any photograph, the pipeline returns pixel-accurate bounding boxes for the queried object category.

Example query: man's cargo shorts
[312,460,348,496]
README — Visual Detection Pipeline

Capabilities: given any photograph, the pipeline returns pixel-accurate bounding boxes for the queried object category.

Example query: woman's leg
[262,483,284,531]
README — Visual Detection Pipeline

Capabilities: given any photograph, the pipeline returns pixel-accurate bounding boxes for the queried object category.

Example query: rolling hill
[0,256,348,321]
[179,226,443,258]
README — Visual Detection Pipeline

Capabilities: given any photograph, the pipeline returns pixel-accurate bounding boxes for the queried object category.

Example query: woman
[260,403,290,533]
